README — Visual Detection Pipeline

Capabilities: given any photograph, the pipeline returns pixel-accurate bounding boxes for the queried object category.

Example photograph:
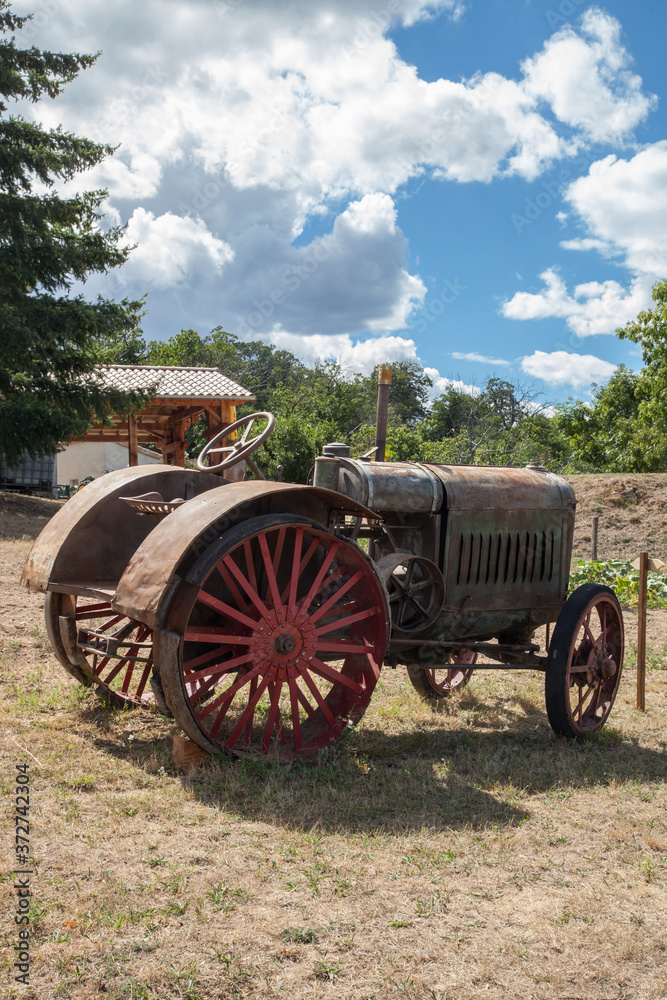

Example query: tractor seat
[119,491,187,520]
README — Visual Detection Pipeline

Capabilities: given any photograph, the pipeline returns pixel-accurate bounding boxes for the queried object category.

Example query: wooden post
[636,550,648,712]
[128,414,138,467]
[375,364,392,462]
[591,515,599,561]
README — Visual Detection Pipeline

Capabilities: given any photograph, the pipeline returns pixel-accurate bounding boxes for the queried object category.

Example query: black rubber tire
[545,583,624,738]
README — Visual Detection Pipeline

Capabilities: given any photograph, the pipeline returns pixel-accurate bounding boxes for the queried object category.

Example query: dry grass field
[1,489,667,1000]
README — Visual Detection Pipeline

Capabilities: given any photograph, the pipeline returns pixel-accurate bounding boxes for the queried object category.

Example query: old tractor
[21,411,624,759]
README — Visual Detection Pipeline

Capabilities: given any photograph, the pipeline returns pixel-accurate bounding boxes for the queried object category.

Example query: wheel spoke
[197,589,259,631]
[314,607,377,636]
[216,559,247,610]
[184,651,255,685]
[289,678,303,751]
[296,664,337,727]
[244,676,258,747]
[221,554,269,618]
[95,656,110,677]
[315,640,373,654]
[258,533,283,613]
[405,593,431,616]
[287,526,304,609]
[284,535,319,607]
[75,602,114,620]
[295,683,318,720]
[271,526,286,576]
[243,540,258,594]
[120,654,137,693]
[184,627,253,645]
[224,673,272,747]
[197,663,263,722]
[98,614,126,633]
[261,680,284,753]
[588,683,604,720]
[308,570,363,625]
[308,657,363,693]
[184,643,244,671]
[299,540,340,615]
[581,613,600,650]
[99,654,131,685]
[573,682,596,721]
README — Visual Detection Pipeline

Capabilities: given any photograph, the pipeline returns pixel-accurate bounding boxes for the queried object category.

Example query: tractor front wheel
[545,584,624,738]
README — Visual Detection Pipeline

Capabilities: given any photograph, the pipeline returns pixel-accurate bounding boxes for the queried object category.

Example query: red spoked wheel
[406,649,477,702]
[546,584,624,738]
[159,516,388,758]
[47,593,157,709]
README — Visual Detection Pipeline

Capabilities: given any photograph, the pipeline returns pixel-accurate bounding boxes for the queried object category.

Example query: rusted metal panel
[112,481,381,630]
[20,465,223,593]
[427,463,576,511]
[441,507,572,613]
[315,458,444,513]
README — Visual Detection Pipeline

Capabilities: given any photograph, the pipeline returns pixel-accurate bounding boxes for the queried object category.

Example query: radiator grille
[454,529,556,588]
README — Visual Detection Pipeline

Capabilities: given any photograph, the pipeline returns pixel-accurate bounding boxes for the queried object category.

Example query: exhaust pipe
[375,364,392,462]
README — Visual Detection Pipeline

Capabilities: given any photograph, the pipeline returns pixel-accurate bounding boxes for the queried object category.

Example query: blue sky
[12,0,667,403]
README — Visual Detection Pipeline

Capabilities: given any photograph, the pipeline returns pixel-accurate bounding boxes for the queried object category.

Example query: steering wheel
[197,411,276,474]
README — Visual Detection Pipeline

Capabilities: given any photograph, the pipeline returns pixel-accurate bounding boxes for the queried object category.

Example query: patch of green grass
[281,926,318,944]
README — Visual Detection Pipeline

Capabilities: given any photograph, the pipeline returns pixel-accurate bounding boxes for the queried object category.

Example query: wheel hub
[275,633,297,655]
[250,609,317,678]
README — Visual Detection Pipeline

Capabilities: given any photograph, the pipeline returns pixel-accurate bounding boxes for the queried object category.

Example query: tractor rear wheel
[407,650,477,701]
[158,515,388,758]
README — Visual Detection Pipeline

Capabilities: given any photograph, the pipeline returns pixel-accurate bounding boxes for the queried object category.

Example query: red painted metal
[166,518,388,758]
[407,650,477,701]
[50,593,157,708]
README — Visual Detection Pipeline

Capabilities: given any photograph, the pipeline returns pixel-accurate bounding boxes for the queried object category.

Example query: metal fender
[21,465,223,593]
[112,480,381,629]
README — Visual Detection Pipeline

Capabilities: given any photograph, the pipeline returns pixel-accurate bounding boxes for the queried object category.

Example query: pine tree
[0,1,149,467]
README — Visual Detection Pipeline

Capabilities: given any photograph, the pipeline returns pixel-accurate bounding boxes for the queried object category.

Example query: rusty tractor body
[21,414,624,758]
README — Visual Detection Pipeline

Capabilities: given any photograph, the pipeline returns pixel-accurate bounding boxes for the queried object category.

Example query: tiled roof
[95,365,254,401]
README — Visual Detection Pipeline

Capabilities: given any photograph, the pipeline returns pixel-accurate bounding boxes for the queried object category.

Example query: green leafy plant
[569,560,667,609]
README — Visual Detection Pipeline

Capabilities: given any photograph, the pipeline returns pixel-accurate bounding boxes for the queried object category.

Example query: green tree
[555,366,642,472]
[615,279,667,470]
[0,2,148,466]
[423,377,566,468]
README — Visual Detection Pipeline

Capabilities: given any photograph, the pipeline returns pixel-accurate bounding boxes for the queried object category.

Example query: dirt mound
[0,490,64,540]
[566,473,667,563]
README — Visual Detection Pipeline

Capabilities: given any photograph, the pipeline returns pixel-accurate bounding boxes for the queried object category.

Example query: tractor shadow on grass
[91,695,667,835]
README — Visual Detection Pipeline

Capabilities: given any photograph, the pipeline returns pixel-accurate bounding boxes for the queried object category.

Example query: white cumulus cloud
[10,0,657,353]
[521,9,655,142]
[501,267,652,337]
[119,209,234,291]
[520,350,616,388]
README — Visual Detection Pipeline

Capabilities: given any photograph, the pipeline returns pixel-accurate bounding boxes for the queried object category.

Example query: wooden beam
[128,414,138,467]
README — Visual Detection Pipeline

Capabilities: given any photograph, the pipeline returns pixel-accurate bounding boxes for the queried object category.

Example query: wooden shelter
[76,365,255,470]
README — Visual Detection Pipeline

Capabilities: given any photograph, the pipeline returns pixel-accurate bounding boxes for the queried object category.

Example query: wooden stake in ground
[591,515,599,561]
[636,550,648,712]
